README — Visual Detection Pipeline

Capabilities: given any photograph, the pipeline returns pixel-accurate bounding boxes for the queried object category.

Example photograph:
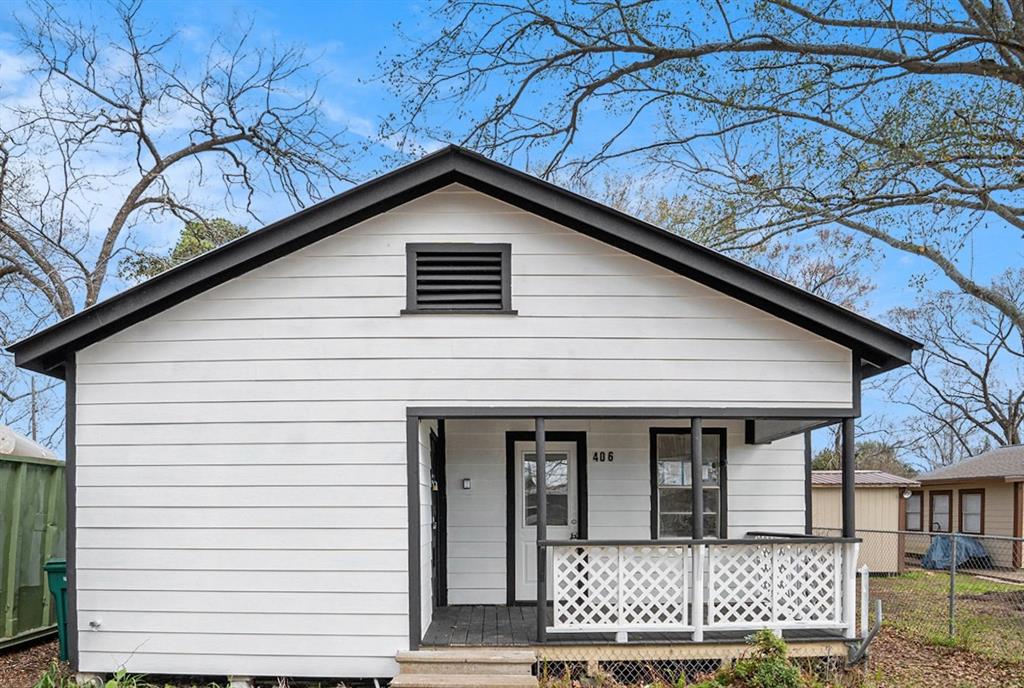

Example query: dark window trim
[958,488,985,535]
[403,242,515,314]
[649,427,729,540]
[929,489,953,533]
[504,430,588,606]
[905,490,924,532]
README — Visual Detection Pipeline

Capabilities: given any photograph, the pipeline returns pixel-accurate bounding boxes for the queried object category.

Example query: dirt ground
[0,639,60,688]
[864,628,1024,688]
[3,630,1024,688]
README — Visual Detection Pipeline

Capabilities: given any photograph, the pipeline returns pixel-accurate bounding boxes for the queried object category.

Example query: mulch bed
[0,638,61,688]
[865,628,1024,687]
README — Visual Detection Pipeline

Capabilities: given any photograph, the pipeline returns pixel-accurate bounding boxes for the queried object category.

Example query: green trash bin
[43,559,68,661]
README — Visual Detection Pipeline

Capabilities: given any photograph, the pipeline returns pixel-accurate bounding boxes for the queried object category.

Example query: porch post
[535,417,547,643]
[841,417,858,638]
[691,418,703,540]
[690,418,704,641]
[841,418,855,538]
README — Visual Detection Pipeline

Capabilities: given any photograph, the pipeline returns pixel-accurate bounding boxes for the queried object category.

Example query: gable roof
[812,470,919,488]
[918,445,1024,483]
[9,145,921,379]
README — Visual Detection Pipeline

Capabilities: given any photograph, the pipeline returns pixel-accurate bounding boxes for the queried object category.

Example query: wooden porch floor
[421,605,848,647]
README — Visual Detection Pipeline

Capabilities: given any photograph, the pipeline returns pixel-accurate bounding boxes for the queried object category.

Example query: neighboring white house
[10,147,920,681]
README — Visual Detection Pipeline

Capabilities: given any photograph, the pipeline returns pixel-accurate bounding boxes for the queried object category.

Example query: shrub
[689,630,826,688]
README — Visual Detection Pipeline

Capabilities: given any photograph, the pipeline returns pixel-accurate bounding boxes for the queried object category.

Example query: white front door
[514,441,577,602]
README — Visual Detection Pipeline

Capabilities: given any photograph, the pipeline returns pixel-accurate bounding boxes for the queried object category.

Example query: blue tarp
[921,534,993,570]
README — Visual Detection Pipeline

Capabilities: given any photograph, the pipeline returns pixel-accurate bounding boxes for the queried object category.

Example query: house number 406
[592,451,614,462]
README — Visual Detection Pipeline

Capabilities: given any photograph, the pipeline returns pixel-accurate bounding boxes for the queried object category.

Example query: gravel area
[0,639,61,688]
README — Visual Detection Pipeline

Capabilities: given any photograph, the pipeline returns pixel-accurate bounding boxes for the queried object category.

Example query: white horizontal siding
[74,185,846,677]
[443,419,807,604]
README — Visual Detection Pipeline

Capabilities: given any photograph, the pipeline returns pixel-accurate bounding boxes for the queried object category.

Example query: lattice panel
[774,543,841,624]
[552,545,691,630]
[707,543,773,627]
[708,542,843,629]
[553,546,621,628]
[619,545,689,627]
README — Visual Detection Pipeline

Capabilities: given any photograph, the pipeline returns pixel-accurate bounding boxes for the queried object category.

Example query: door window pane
[523,452,569,526]
[930,493,951,532]
[655,431,722,537]
[960,492,983,534]
[906,493,922,531]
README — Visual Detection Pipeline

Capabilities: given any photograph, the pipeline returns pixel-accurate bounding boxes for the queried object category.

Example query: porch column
[841,417,858,638]
[841,418,855,538]
[535,417,547,643]
[691,418,704,641]
[691,418,703,540]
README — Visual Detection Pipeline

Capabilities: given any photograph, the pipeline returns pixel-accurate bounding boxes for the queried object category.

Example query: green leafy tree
[812,440,917,478]
[120,219,248,283]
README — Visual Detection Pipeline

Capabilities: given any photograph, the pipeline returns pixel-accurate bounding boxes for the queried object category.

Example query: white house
[10,147,920,683]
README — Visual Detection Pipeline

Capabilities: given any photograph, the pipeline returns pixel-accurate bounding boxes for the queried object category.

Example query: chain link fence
[535,638,848,686]
[815,527,1024,666]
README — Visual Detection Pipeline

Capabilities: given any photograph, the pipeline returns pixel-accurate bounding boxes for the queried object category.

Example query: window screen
[654,430,723,538]
[905,492,922,531]
[930,492,951,532]
[960,491,984,534]
[405,243,512,312]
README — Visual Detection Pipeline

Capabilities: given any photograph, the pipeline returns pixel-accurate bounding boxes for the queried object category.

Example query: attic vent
[405,243,514,313]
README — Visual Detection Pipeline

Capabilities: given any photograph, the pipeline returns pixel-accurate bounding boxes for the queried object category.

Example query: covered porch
[421,605,849,647]
[407,407,863,649]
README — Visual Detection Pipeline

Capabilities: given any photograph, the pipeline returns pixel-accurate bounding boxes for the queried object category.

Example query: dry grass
[870,570,1024,664]
[864,628,1024,688]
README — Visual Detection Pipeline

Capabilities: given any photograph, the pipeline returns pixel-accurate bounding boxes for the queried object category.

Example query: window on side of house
[404,243,513,313]
[651,428,726,539]
[929,491,952,532]
[959,489,985,535]
[905,491,923,531]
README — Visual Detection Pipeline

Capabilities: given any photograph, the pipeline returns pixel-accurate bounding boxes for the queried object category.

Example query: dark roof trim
[10,145,921,378]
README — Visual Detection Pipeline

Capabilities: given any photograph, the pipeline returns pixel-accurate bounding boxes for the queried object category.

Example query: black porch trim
[431,421,448,608]
[649,426,728,540]
[412,406,857,420]
[841,418,856,538]
[539,535,859,547]
[744,418,842,445]
[407,415,422,650]
[64,354,78,670]
[504,430,589,606]
[804,430,814,535]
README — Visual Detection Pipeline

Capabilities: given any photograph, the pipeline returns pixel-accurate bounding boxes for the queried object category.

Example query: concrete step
[395,650,537,676]
[390,674,538,688]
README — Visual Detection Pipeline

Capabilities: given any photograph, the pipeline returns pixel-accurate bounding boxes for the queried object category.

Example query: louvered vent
[406,243,512,313]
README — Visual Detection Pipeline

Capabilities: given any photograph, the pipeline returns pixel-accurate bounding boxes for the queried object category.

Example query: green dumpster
[43,559,68,661]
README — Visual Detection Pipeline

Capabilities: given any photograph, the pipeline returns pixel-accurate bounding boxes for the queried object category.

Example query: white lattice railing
[551,544,693,632]
[548,537,859,639]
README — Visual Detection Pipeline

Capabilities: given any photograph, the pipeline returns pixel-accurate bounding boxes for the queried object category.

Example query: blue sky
[0,1,1016,464]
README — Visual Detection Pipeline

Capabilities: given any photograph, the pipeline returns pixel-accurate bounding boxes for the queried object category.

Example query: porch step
[393,650,538,687]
